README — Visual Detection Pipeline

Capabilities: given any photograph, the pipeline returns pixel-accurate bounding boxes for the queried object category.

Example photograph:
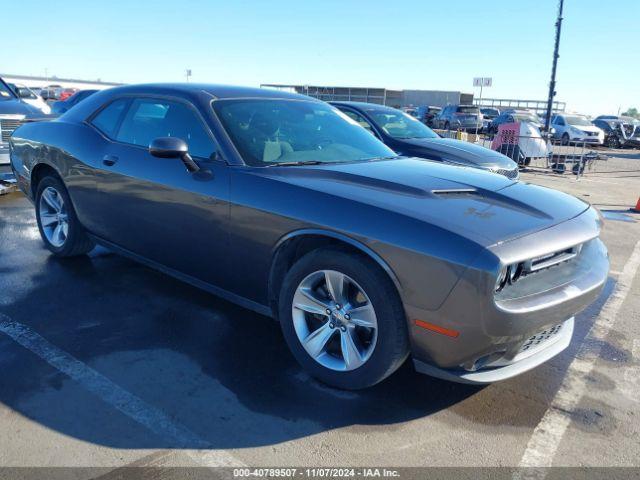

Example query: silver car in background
[433,104,483,131]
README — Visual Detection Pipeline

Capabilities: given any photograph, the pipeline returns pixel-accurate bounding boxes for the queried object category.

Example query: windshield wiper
[265,160,324,167]
[366,155,401,161]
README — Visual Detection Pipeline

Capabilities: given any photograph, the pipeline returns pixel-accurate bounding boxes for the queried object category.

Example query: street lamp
[544,0,564,133]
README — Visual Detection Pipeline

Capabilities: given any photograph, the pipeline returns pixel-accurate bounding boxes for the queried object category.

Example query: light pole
[544,0,564,133]
[185,69,192,82]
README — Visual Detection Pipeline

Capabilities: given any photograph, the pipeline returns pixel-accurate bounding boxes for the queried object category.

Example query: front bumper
[572,134,603,145]
[406,208,609,383]
[414,317,574,384]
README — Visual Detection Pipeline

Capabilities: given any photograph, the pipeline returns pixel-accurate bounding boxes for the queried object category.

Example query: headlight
[495,263,525,292]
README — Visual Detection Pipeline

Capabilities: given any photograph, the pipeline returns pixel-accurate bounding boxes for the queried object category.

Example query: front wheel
[561,133,570,146]
[606,135,621,149]
[35,175,95,257]
[279,249,410,390]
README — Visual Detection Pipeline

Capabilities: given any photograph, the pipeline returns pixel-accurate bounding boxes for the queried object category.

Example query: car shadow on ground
[0,248,487,449]
[0,193,618,451]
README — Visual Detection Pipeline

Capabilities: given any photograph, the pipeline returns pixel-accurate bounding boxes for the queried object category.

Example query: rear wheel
[279,249,409,390]
[35,176,94,257]
[561,133,570,146]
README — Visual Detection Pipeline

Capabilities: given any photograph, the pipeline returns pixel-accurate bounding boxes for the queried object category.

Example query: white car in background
[8,83,51,114]
[551,113,604,145]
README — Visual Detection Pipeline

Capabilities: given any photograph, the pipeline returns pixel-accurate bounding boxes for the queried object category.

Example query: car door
[89,96,231,288]
[552,115,565,138]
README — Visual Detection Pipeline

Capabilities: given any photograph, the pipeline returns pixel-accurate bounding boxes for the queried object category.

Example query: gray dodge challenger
[9,84,609,389]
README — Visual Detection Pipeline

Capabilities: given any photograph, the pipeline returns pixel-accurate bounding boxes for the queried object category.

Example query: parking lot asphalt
[0,160,639,473]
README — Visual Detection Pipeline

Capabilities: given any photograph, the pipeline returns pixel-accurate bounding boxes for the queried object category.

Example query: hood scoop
[431,188,478,197]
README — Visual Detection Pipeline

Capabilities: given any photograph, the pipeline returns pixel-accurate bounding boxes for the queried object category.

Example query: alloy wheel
[291,270,378,371]
[38,186,69,248]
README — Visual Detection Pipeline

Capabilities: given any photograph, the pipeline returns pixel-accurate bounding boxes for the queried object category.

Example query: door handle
[102,155,118,167]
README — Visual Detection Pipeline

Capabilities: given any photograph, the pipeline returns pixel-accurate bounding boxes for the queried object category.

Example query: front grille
[519,323,563,354]
[493,168,519,180]
[525,244,582,274]
[0,118,22,143]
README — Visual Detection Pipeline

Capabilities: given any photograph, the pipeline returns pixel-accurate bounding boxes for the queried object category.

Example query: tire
[561,133,570,146]
[606,135,621,149]
[35,175,95,257]
[278,249,410,390]
[444,121,450,131]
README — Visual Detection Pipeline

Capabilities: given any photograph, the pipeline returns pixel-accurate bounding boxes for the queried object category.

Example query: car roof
[329,101,400,113]
[61,83,322,123]
[99,83,314,101]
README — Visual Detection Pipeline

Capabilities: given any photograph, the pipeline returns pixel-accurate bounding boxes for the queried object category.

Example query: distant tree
[622,107,639,119]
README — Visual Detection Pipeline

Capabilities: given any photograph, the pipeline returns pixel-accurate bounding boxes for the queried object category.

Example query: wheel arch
[30,162,63,200]
[267,229,402,319]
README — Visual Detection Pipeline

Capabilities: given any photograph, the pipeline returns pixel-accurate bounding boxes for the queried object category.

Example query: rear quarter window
[91,99,128,138]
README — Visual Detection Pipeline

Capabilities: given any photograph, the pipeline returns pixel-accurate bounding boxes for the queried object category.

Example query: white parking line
[516,239,640,477]
[620,339,640,403]
[0,314,244,467]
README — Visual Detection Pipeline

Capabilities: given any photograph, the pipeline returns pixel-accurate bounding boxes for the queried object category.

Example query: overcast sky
[4,0,638,115]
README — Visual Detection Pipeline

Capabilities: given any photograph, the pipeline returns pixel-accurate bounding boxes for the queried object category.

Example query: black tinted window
[340,109,374,133]
[91,99,128,138]
[116,98,216,159]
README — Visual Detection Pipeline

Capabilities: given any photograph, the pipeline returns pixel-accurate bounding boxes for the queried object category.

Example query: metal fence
[475,134,604,179]
[434,128,607,180]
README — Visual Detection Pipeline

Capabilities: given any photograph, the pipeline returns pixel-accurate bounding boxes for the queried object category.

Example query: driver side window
[115,98,217,159]
[341,110,375,135]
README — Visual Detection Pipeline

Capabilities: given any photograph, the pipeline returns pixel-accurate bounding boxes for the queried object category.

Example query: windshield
[14,85,37,99]
[369,109,439,139]
[0,81,16,101]
[456,106,479,114]
[213,99,396,166]
[565,115,592,127]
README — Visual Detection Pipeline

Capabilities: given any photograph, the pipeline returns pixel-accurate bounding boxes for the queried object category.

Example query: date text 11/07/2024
[232,468,401,478]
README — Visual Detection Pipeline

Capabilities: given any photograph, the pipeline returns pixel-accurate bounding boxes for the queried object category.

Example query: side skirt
[87,234,274,318]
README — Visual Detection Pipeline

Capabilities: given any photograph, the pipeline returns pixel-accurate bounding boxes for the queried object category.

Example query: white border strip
[516,239,640,476]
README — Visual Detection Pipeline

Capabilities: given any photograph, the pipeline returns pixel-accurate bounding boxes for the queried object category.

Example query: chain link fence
[434,128,617,180]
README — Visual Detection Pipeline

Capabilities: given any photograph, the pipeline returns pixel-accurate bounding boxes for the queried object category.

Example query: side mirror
[149,137,200,173]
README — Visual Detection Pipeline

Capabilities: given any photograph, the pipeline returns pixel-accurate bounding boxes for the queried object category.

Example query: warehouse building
[261,84,473,108]
[0,73,122,92]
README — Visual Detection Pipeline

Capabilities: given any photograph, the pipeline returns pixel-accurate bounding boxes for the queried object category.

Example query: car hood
[399,137,516,169]
[0,99,42,117]
[569,124,601,133]
[254,158,589,246]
